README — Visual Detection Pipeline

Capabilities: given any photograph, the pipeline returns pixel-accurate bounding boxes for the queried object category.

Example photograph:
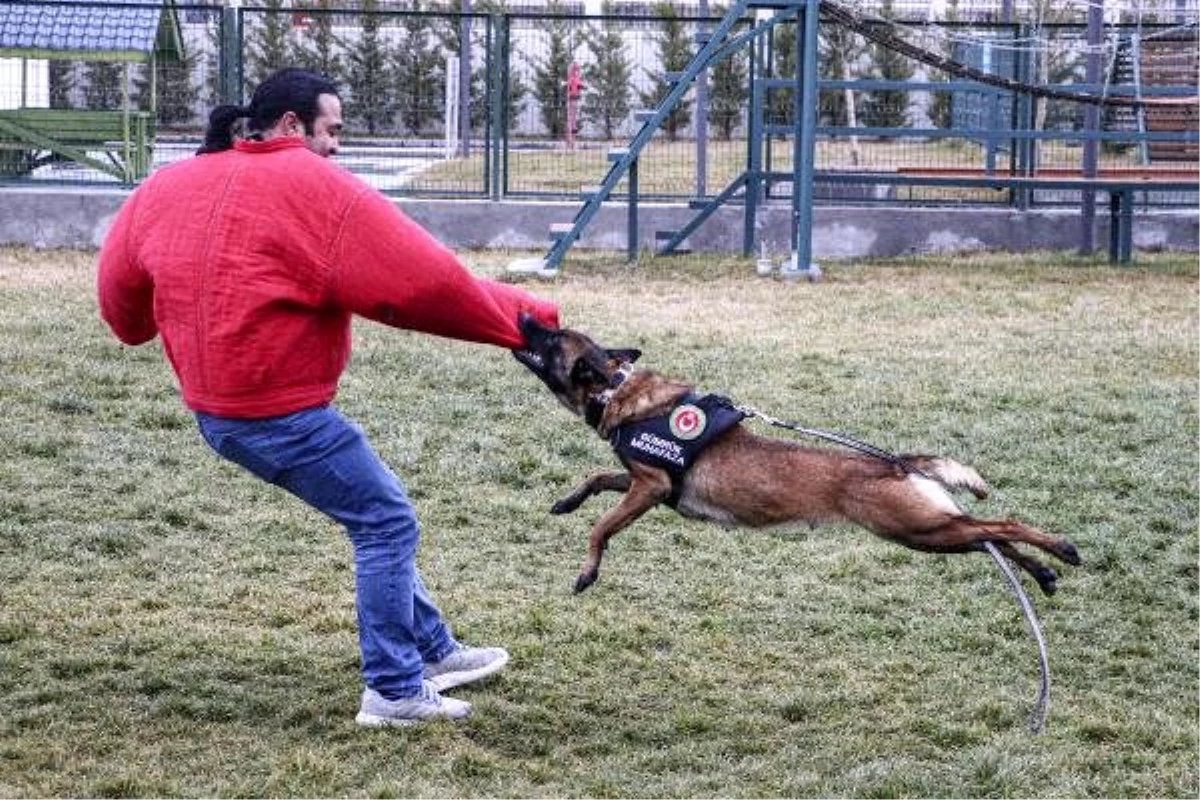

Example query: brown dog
[513,314,1081,595]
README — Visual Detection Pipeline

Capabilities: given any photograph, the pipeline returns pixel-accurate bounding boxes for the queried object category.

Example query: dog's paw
[1034,567,1058,596]
[1057,539,1082,566]
[550,498,580,515]
[573,571,598,594]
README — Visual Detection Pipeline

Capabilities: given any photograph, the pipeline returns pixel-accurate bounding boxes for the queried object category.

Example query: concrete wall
[1,185,1196,260]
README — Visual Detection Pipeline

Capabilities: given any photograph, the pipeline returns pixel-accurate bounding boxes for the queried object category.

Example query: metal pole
[745,40,762,257]
[1079,0,1103,254]
[790,0,819,272]
[1015,23,1032,210]
[489,12,505,200]
[459,0,473,158]
[628,156,639,264]
[219,4,243,105]
[696,0,709,198]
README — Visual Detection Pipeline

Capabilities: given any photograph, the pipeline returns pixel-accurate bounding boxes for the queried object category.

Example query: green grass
[421,137,1150,196]
[1,245,1196,798]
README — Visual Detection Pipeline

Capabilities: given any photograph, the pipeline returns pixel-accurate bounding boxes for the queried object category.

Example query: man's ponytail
[197,104,252,154]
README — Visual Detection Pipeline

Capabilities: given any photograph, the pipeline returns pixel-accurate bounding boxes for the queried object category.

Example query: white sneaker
[354,681,472,727]
[424,645,510,692]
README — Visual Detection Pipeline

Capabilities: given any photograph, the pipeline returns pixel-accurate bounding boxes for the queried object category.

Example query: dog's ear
[607,348,641,364]
[518,311,559,338]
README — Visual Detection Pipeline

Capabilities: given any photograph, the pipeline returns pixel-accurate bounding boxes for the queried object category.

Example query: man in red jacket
[98,68,560,726]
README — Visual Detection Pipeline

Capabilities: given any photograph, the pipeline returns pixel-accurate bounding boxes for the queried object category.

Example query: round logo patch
[669,404,708,441]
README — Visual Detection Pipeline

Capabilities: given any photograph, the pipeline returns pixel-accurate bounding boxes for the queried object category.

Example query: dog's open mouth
[512,349,545,374]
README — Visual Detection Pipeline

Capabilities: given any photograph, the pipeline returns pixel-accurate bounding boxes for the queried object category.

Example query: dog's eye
[570,357,605,386]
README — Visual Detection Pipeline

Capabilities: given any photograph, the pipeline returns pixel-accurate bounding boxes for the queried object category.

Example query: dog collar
[584,362,636,429]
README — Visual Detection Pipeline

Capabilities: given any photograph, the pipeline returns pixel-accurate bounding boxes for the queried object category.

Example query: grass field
[424,137,1149,197]
[0,245,1196,798]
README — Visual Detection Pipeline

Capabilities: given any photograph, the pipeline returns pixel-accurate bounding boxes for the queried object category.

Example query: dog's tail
[903,456,990,499]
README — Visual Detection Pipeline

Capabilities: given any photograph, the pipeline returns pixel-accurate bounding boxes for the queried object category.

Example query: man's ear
[607,348,641,364]
[281,110,304,136]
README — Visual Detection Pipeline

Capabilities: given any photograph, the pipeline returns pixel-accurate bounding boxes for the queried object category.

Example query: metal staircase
[507,0,821,277]
[1108,34,1149,165]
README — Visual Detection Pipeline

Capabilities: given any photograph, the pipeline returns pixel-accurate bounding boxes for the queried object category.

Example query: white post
[444,55,460,160]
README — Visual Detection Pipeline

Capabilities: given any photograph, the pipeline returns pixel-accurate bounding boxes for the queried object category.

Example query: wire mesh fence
[0,0,1195,208]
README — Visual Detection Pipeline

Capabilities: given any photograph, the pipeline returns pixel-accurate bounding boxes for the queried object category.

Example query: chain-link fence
[0,0,1195,207]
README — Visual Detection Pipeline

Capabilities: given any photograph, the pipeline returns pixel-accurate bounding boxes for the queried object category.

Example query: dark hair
[197,68,340,155]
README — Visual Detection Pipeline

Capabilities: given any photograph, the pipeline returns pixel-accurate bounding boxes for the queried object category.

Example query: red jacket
[98,138,559,418]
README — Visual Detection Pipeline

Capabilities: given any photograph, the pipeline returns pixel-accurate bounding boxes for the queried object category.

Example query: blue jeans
[196,406,456,698]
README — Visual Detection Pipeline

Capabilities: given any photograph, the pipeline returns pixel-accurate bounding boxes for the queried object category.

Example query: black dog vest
[608,393,746,506]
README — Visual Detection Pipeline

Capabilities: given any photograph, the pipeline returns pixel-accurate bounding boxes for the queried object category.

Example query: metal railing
[0,1,1194,209]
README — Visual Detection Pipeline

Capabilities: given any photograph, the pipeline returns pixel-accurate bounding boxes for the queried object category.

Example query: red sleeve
[329,191,559,349]
[477,277,560,332]
[97,189,158,345]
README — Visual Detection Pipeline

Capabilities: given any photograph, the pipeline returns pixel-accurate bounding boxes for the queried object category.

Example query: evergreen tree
[342,0,394,135]
[928,0,959,127]
[392,1,444,135]
[639,2,693,142]
[529,0,575,138]
[861,0,913,129]
[243,0,294,90]
[431,0,486,134]
[707,7,747,140]
[202,9,222,106]
[49,61,76,109]
[83,61,125,109]
[293,0,345,83]
[475,0,528,134]
[432,0,529,136]
[817,21,866,126]
[766,22,796,126]
[134,53,202,126]
[581,5,632,140]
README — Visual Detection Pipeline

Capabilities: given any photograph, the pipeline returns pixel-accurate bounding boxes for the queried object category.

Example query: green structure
[0,0,183,182]
[508,0,822,278]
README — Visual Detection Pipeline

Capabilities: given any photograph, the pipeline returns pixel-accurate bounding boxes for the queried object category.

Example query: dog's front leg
[575,470,671,593]
[551,471,632,515]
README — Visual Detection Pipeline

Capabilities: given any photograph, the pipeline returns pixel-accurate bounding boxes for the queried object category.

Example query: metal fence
[0,0,1195,207]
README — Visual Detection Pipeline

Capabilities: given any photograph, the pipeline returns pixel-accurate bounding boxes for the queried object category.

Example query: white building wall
[0,59,50,110]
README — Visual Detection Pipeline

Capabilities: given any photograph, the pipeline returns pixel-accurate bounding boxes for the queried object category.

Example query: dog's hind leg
[574,470,672,593]
[988,541,1060,595]
[893,516,1080,595]
[551,471,631,515]
[888,536,1062,596]
[883,534,1063,595]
